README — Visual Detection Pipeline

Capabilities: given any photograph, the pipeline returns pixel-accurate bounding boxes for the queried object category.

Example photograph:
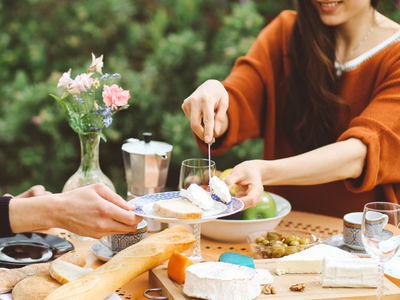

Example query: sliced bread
[49,259,91,285]
[153,198,203,219]
[12,274,61,300]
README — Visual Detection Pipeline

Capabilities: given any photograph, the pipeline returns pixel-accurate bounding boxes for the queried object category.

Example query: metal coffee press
[121,132,173,231]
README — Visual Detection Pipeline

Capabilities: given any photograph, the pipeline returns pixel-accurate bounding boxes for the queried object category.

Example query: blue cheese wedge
[275,244,356,275]
[322,258,378,287]
[183,261,262,300]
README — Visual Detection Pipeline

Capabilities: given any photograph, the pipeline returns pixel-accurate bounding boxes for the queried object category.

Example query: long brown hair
[283,0,381,154]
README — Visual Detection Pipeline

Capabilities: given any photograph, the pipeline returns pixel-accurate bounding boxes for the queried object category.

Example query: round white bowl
[201,193,291,243]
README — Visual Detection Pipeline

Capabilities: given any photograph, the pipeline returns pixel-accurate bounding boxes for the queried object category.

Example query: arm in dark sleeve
[0,196,15,238]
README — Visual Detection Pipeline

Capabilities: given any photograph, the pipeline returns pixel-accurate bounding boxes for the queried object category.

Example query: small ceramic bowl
[247,229,320,259]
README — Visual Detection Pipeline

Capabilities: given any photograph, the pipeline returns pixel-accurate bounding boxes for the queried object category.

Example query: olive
[261,239,270,246]
[267,232,282,241]
[272,243,284,249]
[272,248,286,258]
[289,240,300,246]
[299,237,311,245]
[285,246,299,255]
[270,240,283,246]
[285,235,297,244]
[255,237,264,244]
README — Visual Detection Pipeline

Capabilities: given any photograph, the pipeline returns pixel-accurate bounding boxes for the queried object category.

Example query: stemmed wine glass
[178,158,216,261]
[361,202,400,300]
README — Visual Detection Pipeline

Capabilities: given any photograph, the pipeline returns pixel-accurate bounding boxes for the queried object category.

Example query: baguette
[0,250,85,294]
[45,225,195,300]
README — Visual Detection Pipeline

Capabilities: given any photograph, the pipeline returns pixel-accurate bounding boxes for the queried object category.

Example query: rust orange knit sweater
[197,10,400,217]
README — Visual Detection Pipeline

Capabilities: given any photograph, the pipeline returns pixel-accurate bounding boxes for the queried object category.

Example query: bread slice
[50,260,91,285]
[153,198,203,219]
[12,274,61,300]
[0,250,86,294]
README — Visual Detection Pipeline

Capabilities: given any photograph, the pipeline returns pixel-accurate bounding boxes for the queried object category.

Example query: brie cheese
[255,268,274,285]
[322,258,378,288]
[275,244,356,275]
[180,184,214,210]
[210,176,232,204]
[183,261,261,300]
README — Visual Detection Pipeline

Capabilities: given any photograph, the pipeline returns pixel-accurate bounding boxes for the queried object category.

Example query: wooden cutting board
[148,259,400,300]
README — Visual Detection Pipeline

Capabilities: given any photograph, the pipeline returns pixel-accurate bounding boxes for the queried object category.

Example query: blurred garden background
[0,0,399,197]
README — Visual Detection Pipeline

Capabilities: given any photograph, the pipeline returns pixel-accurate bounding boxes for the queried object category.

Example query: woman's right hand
[223,160,265,210]
[182,79,229,144]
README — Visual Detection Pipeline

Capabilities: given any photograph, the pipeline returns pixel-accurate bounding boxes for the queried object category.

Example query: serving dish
[149,259,400,300]
[247,229,319,259]
[201,193,291,242]
[129,191,244,224]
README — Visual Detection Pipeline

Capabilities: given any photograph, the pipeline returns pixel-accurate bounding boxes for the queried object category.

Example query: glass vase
[63,132,115,240]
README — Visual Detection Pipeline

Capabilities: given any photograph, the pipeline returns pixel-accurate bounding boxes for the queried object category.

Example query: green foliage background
[0,0,398,197]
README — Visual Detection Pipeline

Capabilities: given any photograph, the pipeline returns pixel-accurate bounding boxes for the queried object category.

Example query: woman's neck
[335,7,377,63]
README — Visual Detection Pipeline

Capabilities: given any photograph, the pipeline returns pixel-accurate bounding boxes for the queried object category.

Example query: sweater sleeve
[0,196,14,238]
[195,10,296,155]
[338,42,400,193]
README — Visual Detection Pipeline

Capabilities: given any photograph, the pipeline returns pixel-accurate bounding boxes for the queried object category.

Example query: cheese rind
[275,244,356,275]
[322,258,378,288]
[183,261,261,300]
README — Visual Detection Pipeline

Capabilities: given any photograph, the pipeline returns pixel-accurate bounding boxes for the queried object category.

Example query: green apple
[243,191,277,220]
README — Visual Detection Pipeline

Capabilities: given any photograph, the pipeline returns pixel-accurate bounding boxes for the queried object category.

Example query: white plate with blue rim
[129,191,244,225]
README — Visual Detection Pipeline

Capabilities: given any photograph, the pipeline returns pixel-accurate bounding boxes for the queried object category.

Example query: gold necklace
[336,14,377,78]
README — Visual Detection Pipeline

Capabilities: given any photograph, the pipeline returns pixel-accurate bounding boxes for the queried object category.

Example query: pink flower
[102,84,130,110]
[32,116,41,125]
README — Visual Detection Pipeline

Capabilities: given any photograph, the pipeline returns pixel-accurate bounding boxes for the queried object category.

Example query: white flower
[69,73,94,93]
[89,53,104,75]
[57,69,73,89]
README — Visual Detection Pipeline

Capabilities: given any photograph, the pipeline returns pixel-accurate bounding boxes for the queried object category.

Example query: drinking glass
[361,202,400,300]
[178,158,216,261]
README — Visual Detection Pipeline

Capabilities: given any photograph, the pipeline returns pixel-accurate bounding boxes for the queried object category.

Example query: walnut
[290,283,307,292]
[262,284,277,295]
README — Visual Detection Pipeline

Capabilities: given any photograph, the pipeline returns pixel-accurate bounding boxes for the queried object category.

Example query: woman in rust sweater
[182,0,400,217]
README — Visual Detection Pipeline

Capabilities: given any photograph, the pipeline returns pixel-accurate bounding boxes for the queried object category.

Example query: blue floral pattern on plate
[129,191,244,224]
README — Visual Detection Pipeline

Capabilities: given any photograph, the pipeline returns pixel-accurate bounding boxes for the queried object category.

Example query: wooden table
[43,211,400,299]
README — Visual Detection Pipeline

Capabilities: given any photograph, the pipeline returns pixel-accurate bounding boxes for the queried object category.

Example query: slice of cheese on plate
[275,244,356,275]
